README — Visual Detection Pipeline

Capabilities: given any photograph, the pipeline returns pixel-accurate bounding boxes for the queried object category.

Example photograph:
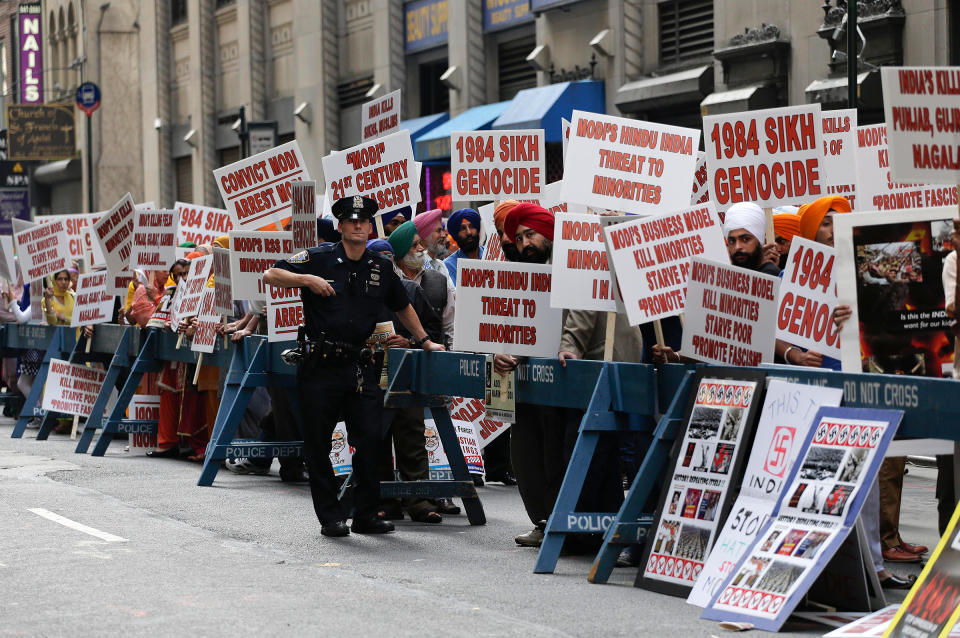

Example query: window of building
[498,34,537,100]
[337,76,374,109]
[278,132,295,145]
[175,156,193,203]
[658,0,714,66]
[216,0,236,8]
[218,147,241,168]
[419,59,449,116]
[171,0,188,26]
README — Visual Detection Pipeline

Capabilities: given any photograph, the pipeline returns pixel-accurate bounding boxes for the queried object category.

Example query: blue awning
[492,80,605,141]
[399,112,449,140]
[415,101,512,161]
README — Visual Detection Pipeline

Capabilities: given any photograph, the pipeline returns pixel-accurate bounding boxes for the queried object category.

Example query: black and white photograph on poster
[637,368,766,598]
[837,449,867,483]
[702,407,903,632]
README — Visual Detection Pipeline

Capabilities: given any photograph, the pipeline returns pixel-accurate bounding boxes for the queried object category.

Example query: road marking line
[28,508,128,542]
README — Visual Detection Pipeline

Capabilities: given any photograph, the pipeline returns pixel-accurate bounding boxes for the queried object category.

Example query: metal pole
[86,114,93,212]
[238,105,248,159]
[847,0,858,109]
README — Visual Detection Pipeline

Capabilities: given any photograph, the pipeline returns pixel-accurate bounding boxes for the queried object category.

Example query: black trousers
[378,406,432,514]
[264,385,306,472]
[298,362,382,525]
[511,403,567,525]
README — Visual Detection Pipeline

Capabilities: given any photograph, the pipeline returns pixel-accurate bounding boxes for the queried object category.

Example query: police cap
[331,195,379,221]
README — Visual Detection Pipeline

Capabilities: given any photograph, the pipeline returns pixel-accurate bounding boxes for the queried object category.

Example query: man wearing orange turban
[493,200,521,261]
[772,212,801,269]
[797,195,851,245]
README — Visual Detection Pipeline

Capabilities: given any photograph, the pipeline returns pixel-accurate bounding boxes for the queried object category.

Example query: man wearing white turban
[722,202,780,276]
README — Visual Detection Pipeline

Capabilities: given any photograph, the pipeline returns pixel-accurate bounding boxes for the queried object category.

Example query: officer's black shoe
[321,520,350,537]
[351,518,395,534]
[280,467,309,483]
[487,471,517,486]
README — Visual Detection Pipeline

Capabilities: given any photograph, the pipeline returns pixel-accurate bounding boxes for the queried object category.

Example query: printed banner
[190,288,219,354]
[821,108,858,188]
[128,394,160,451]
[881,67,960,185]
[484,355,515,422]
[775,237,841,360]
[130,208,177,270]
[166,280,187,332]
[227,230,294,300]
[41,358,108,417]
[562,110,700,215]
[177,255,213,321]
[687,380,843,607]
[603,203,727,324]
[291,180,318,251]
[550,213,617,312]
[448,396,486,474]
[213,140,309,230]
[453,259,563,358]
[702,406,903,632]
[108,271,133,297]
[680,257,780,366]
[266,284,302,342]
[330,422,353,476]
[638,369,765,597]
[690,151,709,205]
[703,104,824,211]
[175,202,233,247]
[361,89,401,141]
[451,129,545,200]
[14,219,70,281]
[92,193,136,274]
[321,130,418,213]
[70,271,115,327]
[41,213,98,261]
[212,246,233,315]
[0,235,15,282]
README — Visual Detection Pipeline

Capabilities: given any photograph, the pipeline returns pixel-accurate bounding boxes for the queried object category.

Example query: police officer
[263,195,444,537]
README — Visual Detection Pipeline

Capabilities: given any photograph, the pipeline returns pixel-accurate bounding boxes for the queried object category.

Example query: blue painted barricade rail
[7,325,76,438]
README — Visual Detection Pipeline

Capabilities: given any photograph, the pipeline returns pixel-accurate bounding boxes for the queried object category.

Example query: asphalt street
[0,417,943,637]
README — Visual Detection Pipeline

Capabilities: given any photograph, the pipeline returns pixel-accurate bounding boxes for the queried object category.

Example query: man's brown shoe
[882,545,922,563]
[899,541,928,555]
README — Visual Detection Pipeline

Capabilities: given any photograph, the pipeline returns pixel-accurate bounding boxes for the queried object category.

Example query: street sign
[76,82,101,117]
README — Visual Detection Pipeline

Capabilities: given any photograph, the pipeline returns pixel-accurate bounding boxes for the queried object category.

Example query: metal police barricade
[89,329,231,457]
[197,335,302,487]
[8,324,76,438]
[74,325,145,453]
[588,363,960,586]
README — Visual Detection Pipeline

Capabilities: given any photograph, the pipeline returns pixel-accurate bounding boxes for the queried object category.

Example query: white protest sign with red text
[175,202,233,246]
[681,257,779,366]
[70,271,115,327]
[177,255,213,321]
[108,271,134,297]
[41,213,97,261]
[14,220,70,282]
[361,89,401,142]
[821,108,858,188]
[776,237,840,360]
[212,246,233,315]
[453,259,563,357]
[691,151,709,206]
[190,288,219,354]
[291,181,318,251]
[451,129,545,201]
[93,193,136,274]
[128,394,160,451]
[561,110,700,215]
[704,104,825,212]
[538,180,587,215]
[167,280,187,332]
[227,230,293,300]
[266,284,303,342]
[603,203,727,325]
[130,209,177,270]
[42,358,107,417]
[550,213,616,312]
[881,67,960,184]
[214,140,309,230]
[321,130,418,213]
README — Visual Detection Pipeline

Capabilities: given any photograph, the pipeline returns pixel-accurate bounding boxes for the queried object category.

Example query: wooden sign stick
[222,316,229,349]
[653,319,665,348]
[192,354,203,385]
[176,332,185,349]
[602,311,616,361]
[764,207,776,244]
[375,215,386,238]
[70,415,79,439]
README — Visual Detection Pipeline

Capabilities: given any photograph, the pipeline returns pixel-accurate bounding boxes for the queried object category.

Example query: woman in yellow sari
[41,270,75,325]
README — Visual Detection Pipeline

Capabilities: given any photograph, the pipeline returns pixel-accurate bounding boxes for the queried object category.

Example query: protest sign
[823,605,960,637]
[107,271,133,297]
[690,152,709,206]
[638,369,765,597]
[190,288,219,354]
[366,321,395,388]
[603,203,727,324]
[291,180,318,251]
[212,246,233,315]
[704,104,824,211]
[42,358,108,417]
[775,237,841,360]
[550,213,617,312]
[484,354,515,422]
[475,413,510,449]
[881,66,960,185]
[821,108,858,189]
[70,271,115,327]
[213,140,309,230]
[130,208,177,270]
[537,180,587,215]
[855,124,958,211]
[447,396,487,474]
[361,89,401,141]
[177,255,213,322]
[702,406,903,632]
[321,130,418,213]
[174,202,233,246]
[92,193,136,274]
[128,394,160,451]
[227,230,293,300]
[14,219,70,281]
[562,110,700,215]
[329,423,353,477]
[42,213,98,261]
[29,280,42,322]
[687,380,843,607]
[0,235,15,282]
[453,259,563,357]
[680,257,779,366]
[451,129,545,200]
[834,207,956,375]
[166,280,187,332]
[561,117,570,161]
[265,284,302,342]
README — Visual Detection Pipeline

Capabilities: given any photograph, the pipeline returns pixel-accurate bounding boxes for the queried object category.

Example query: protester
[380,207,411,237]
[413,208,454,285]
[493,200,522,262]
[42,270,75,325]
[443,208,484,283]
[772,210,800,269]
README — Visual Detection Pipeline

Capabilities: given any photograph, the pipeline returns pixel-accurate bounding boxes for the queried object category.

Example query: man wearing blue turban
[442,208,484,284]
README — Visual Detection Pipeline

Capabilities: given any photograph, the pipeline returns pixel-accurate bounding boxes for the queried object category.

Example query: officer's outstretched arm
[395,304,445,351]
[263,268,335,297]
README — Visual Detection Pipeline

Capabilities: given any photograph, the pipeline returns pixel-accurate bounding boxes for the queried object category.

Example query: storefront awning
[33,159,81,185]
[415,101,512,161]
[400,112,449,140]
[615,65,713,114]
[492,80,605,141]
[805,70,881,107]
[700,85,778,116]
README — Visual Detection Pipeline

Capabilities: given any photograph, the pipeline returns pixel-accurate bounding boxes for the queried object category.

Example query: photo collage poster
[637,368,766,597]
[703,407,903,632]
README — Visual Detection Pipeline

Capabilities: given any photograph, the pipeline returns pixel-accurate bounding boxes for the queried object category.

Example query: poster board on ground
[453,258,563,358]
[775,237,841,361]
[227,230,294,300]
[130,208,177,270]
[701,406,903,632]
[41,358,108,417]
[637,368,766,598]
[834,206,956,375]
[450,129,545,201]
[70,271,115,327]
[175,202,233,246]
[687,380,843,607]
